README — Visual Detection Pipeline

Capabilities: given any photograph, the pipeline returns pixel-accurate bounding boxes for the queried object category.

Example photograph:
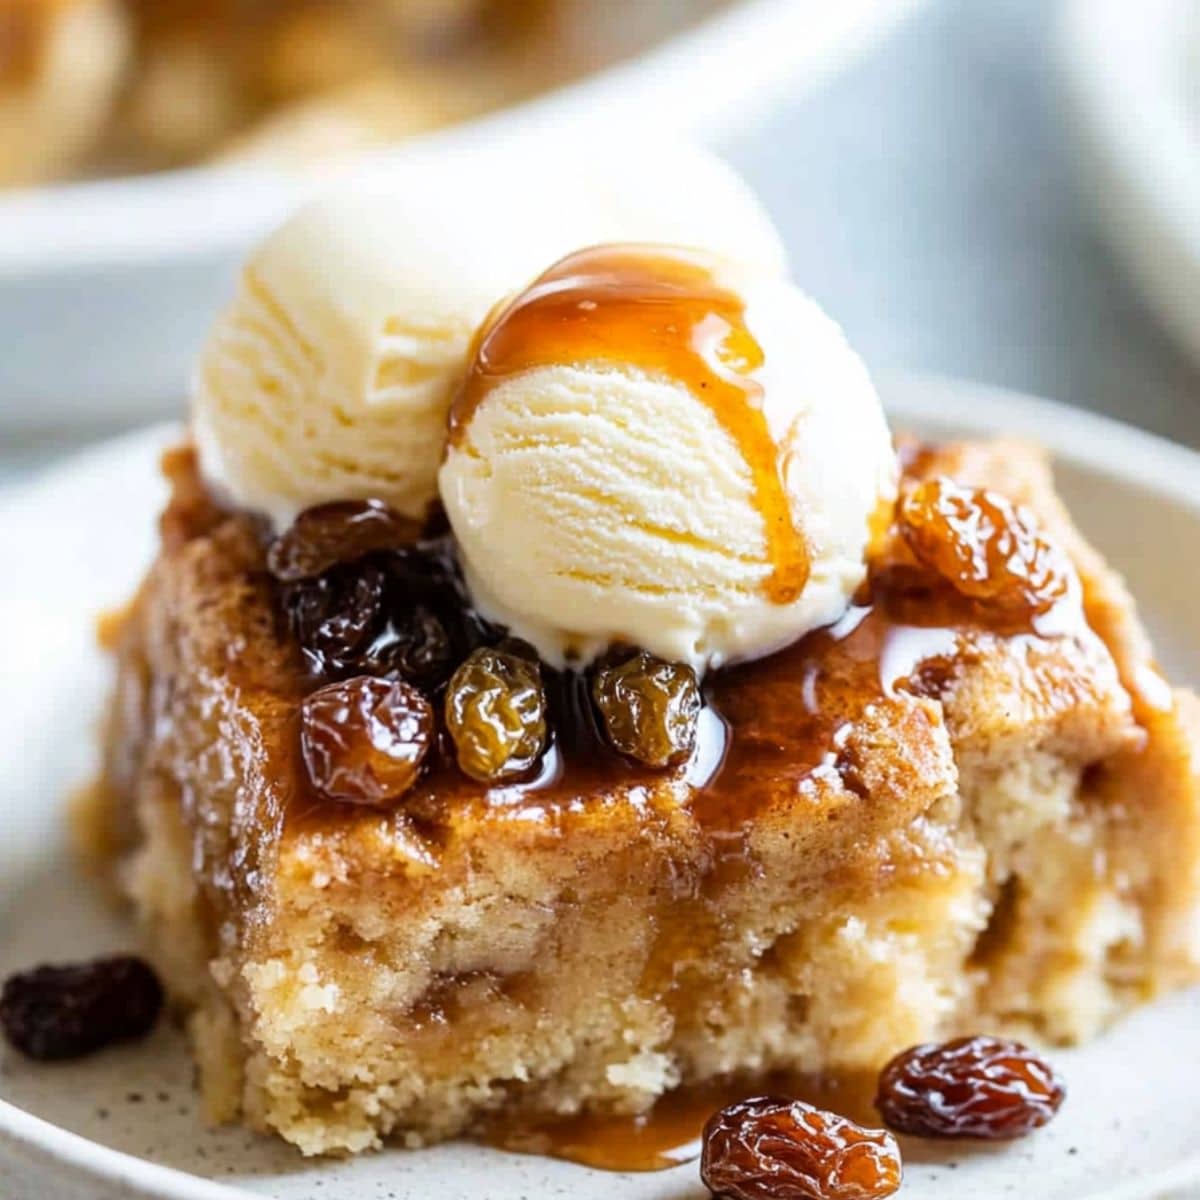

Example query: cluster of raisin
[275,502,479,688]
[700,1036,1064,1200]
[271,502,704,807]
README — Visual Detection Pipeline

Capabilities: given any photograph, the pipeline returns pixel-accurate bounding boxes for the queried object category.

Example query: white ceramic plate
[1058,0,1200,369]
[0,0,925,428]
[1,374,1199,1200]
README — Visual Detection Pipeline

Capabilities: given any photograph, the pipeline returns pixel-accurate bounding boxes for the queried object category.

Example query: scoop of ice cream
[192,138,787,530]
[438,245,896,671]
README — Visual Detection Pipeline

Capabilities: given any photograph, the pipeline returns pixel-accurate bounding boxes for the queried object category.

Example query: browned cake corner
[88,439,1200,1156]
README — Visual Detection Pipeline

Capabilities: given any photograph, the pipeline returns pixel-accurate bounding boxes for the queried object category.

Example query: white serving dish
[1058,0,1200,370]
[1,372,1198,1199]
[0,0,924,430]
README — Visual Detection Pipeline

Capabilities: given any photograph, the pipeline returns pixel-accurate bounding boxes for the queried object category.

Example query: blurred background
[734,0,1200,450]
[0,0,1197,484]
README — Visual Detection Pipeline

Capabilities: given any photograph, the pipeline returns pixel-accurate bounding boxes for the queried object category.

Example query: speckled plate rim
[2,371,1200,1200]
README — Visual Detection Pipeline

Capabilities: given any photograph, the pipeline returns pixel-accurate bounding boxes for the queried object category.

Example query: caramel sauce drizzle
[448,244,811,605]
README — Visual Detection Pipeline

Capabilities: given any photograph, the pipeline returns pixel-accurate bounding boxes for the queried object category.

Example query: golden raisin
[876,1035,1065,1139]
[897,477,1070,617]
[268,499,421,582]
[445,646,548,783]
[701,1096,902,1200]
[300,676,433,806]
[592,651,700,768]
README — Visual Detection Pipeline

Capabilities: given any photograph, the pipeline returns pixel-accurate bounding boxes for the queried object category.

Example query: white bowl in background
[0,0,925,431]
[1058,0,1200,370]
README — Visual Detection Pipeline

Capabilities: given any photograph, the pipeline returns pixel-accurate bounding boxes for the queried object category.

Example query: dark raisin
[300,676,434,806]
[592,651,700,767]
[542,665,619,764]
[283,542,496,685]
[701,1096,902,1200]
[1,956,163,1061]
[267,500,420,581]
[875,1035,1065,1139]
[380,547,497,661]
[445,647,548,782]
[420,501,451,540]
[495,635,540,663]
[897,478,1070,617]
[359,605,456,690]
[284,562,387,677]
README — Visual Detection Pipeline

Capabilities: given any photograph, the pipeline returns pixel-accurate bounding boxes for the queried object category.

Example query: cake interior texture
[85,437,1200,1156]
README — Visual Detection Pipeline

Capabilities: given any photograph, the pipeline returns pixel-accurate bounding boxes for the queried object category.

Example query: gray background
[729,0,1200,446]
[3,0,1199,486]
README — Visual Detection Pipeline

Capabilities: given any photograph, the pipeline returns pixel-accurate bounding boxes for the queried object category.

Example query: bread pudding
[81,182,1200,1159]
[85,430,1200,1155]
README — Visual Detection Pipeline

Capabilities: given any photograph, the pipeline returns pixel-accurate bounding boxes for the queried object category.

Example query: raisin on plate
[1,956,163,1061]
[701,1095,902,1200]
[876,1035,1065,1139]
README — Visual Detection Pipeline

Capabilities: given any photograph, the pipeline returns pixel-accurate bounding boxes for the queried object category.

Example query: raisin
[897,478,1070,618]
[284,562,388,678]
[361,605,456,690]
[495,635,540,662]
[1,956,163,1061]
[300,676,434,806]
[267,500,420,581]
[381,548,497,663]
[445,647,548,782]
[875,1035,1065,1139]
[701,1096,902,1200]
[280,535,496,686]
[592,651,700,767]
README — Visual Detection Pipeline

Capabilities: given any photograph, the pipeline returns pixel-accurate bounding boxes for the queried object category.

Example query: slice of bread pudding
[86,438,1200,1156]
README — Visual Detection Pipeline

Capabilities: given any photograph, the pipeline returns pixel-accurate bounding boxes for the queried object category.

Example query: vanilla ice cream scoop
[193,138,787,530]
[438,245,897,671]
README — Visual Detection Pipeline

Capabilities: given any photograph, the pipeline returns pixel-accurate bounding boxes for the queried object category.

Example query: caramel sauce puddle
[448,244,810,604]
[484,1071,878,1172]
